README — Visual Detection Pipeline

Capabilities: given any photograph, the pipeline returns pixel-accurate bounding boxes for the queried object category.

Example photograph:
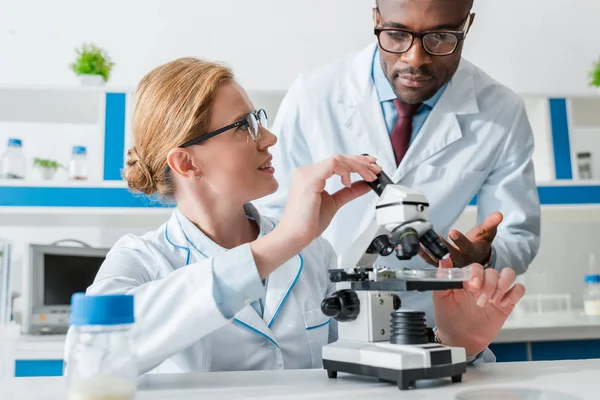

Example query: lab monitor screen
[43,254,105,306]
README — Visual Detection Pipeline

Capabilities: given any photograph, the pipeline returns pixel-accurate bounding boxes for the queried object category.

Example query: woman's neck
[177,197,258,249]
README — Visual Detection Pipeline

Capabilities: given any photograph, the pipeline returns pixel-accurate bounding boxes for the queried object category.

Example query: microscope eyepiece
[361,153,392,196]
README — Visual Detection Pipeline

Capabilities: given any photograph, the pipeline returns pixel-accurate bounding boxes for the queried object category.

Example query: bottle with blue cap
[584,254,600,317]
[0,138,27,179]
[68,145,88,180]
[66,293,137,400]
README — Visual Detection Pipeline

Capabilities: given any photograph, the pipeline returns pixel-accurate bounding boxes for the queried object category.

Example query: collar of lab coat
[339,41,480,181]
[165,203,274,260]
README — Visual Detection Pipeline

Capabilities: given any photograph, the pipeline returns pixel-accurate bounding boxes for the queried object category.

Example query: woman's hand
[433,259,526,357]
[278,154,382,252]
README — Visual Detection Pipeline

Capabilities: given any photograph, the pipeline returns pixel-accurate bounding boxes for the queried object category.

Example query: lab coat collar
[340,41,480,180]
[164,204,303,345]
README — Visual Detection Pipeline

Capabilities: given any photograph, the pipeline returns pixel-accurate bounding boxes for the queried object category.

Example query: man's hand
[433,258,525,357]
[420,212,503,268]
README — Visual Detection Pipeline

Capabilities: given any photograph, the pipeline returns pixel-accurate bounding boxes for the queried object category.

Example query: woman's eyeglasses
[180,109,268,148]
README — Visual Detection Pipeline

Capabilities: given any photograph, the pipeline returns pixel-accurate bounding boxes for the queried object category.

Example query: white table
[11,358,600,399]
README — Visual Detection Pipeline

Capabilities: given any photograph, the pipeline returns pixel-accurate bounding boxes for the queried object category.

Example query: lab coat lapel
[392,60,479,183]
[171,207,277,342]
[260,217,303,330]
[340,42,397,174]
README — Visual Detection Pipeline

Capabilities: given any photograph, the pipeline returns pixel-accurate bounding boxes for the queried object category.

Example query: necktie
[390,99,421,166]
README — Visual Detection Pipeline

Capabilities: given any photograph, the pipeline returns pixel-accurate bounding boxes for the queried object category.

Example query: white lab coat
[63,205,338,374]
[256,42,541,326]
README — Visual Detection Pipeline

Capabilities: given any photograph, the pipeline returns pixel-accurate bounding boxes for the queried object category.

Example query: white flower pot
[36,167,57,180]
[79,74,105,86]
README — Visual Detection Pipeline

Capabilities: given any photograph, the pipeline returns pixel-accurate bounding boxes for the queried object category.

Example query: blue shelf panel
[531,339,600,361]
[549,98,573,180]
[103,93,127,181]
[0,186,172,208]
[15,360,64,377]
[469,185,600,206]
[488,342,529,363]
[0,185,599,208]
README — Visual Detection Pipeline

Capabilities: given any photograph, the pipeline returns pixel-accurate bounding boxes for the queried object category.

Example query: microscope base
[322,340,467,390]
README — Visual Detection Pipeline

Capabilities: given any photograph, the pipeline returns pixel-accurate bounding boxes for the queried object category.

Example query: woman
[64,58,524,375]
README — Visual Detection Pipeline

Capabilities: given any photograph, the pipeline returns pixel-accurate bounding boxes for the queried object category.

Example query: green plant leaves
[33,158,62,169]
[590,57,600,88]
[71,43,115,82]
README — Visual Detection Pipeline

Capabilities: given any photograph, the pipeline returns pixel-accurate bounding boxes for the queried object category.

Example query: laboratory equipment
[66,293,137,400]
[68,146,88,180]
[25,243,109,334]
[583,273,600,316]
[0,138,27,179]
[577,152,593,180]
[1,239,19,400]
[320,167,468,390]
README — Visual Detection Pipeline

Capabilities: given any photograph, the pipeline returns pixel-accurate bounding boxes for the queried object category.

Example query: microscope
[320,167,469,390]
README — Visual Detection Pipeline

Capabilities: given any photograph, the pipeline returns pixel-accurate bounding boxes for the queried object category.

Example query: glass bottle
[68,146,88,181]
[66,293,137,400]
[0,138,27,180]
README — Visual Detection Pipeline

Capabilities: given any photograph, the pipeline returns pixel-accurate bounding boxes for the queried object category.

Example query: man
[255,0,540,359]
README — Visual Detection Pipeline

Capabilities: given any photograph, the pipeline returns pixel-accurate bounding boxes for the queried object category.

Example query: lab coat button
[244,298,251,306]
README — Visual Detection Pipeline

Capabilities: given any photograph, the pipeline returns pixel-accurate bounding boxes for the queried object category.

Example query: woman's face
[184,80,279,204]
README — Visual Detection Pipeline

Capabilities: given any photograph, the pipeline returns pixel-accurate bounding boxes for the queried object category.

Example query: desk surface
[11,358,600,399]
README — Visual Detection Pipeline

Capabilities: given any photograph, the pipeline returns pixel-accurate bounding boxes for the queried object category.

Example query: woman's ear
[167,148,201,181]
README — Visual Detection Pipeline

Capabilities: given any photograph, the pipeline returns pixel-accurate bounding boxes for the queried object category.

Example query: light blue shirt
[371,47,447,139]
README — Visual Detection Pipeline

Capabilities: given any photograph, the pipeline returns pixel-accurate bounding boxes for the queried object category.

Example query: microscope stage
[322,340,467,390]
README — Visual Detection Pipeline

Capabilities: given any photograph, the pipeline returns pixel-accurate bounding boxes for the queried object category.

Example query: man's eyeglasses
[180,109,268,148]
[374,14,472,56]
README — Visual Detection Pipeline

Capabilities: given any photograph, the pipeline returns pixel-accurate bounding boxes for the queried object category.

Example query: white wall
[1,0,599,95]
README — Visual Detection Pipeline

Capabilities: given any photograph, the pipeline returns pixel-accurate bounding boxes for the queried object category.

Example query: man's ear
[167,148,201,181]
[372,7,380,26]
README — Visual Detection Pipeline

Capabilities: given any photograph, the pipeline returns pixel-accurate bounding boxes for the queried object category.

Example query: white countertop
[13,310,600,360]
[9,358,600,399]
[494,310,600,343]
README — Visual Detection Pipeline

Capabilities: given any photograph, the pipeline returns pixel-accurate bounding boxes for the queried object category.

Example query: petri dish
[455,388,581,400]
[394,267,470,282]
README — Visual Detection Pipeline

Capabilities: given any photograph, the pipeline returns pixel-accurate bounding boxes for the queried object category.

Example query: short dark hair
[376,0,474,10]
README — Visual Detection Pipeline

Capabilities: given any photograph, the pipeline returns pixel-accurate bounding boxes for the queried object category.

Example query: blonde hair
[124,57,234,196]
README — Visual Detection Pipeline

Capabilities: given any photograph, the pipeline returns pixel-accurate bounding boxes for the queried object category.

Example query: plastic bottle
[66,293,137,400]
[583,273,600,316]
[0,138,27,180]
[68,146,88,180]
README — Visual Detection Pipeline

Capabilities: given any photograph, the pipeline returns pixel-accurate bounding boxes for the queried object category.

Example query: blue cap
[8,138,22,147]
[70,293,135,326]
[72,146,86,155]
[585,274,600,284]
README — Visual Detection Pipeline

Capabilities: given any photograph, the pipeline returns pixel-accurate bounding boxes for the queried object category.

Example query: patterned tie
[390,99,421,166]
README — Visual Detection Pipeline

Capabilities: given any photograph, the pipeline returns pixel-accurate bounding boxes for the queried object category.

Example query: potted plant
[33,158,62,180]
[70,43,115,86]
[590,57,600,94]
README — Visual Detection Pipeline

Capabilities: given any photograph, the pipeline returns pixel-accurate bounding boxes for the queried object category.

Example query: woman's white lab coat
[63,204,337,374]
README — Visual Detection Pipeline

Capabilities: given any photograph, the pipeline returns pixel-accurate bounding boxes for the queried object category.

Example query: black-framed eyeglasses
[179,109,268,148]
[374,13,472,56]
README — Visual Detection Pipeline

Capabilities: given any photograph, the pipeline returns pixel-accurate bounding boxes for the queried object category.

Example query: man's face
[375,0,474,104]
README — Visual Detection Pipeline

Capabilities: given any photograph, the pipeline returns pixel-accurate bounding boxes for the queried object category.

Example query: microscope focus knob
[321,289,360,322]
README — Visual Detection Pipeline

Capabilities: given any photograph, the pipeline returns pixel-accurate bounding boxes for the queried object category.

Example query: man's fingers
[499,283,526,308]
[418,249,439,266]
[448,229,475,254]
[491,268,516,303]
